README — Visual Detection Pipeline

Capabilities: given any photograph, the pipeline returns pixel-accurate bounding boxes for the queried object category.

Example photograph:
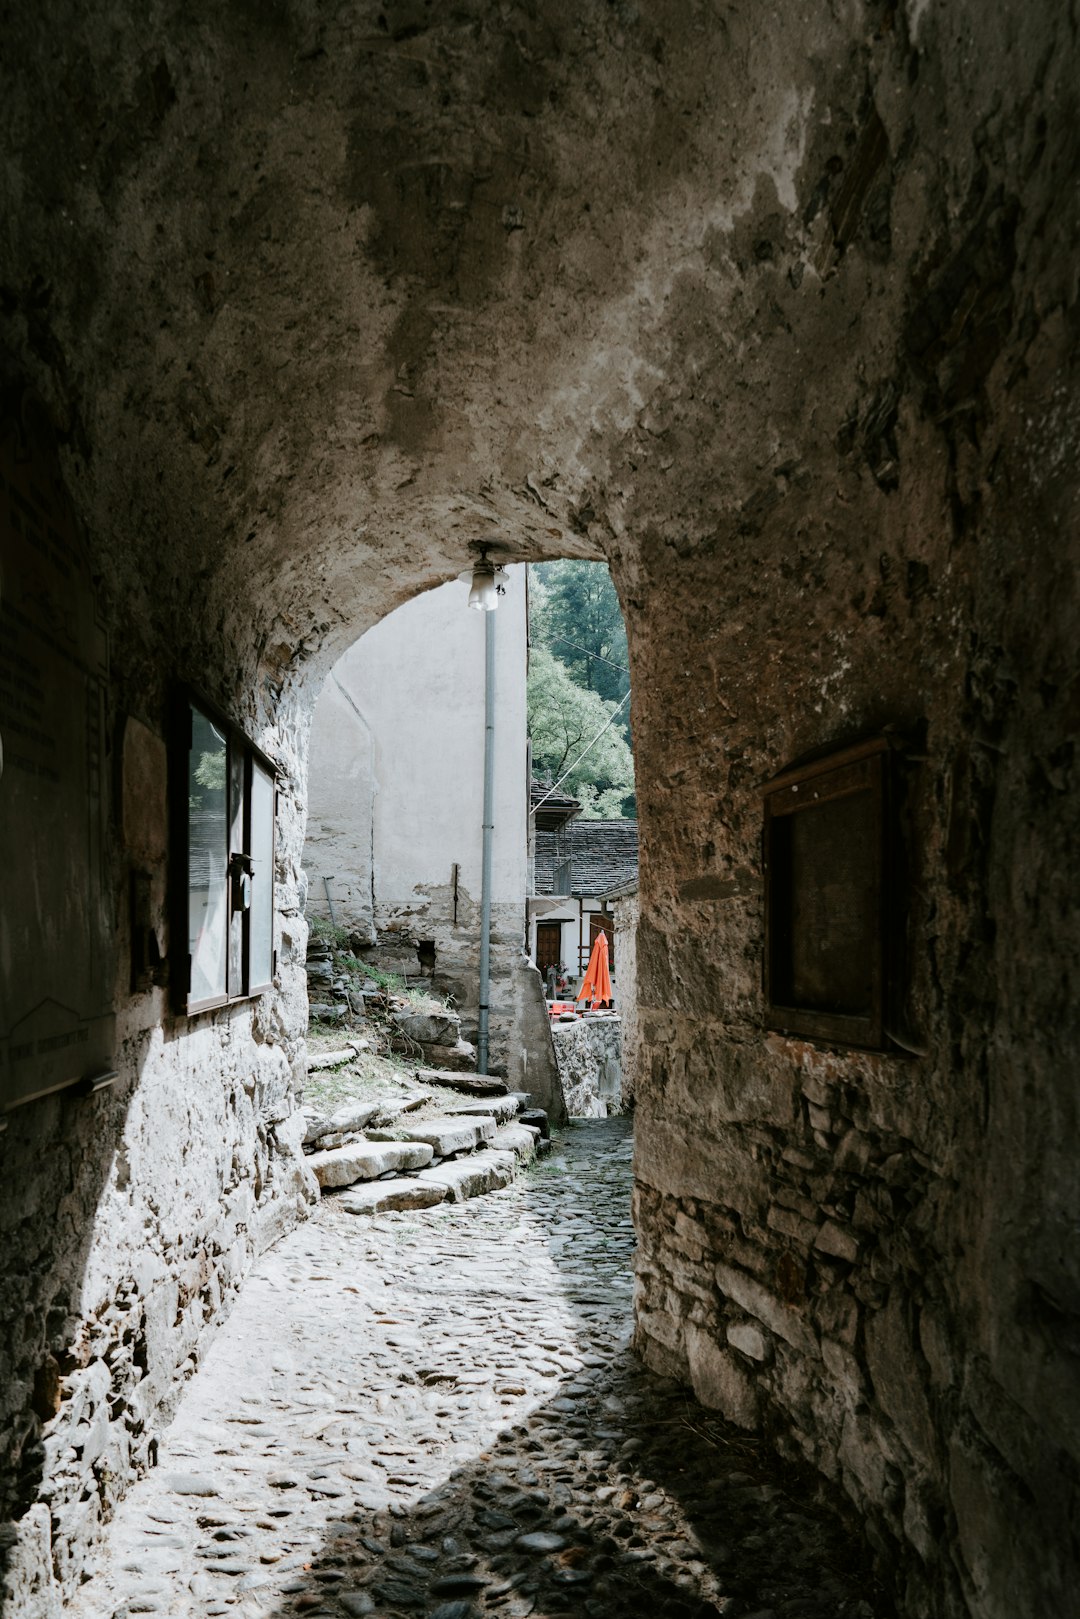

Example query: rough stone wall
[611,894,640,1105]
[366,898,525,1078]
[0,437,317,1614]
[553,1018,623,1118]
[617,11,1080,1618]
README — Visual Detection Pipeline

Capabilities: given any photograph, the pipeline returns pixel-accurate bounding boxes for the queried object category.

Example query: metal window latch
[230,851,253,911]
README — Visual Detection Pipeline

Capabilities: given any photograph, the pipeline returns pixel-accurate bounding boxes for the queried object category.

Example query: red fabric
[575,929,613,1005]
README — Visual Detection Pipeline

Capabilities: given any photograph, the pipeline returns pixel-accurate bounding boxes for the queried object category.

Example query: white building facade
[303,567,535,1078]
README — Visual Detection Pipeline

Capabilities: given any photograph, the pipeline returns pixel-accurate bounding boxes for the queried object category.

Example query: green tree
[527,646,635,819]
[530,561,629,711]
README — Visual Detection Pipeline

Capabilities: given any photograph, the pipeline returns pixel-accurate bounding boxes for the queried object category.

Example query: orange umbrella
[576,929,613,1007]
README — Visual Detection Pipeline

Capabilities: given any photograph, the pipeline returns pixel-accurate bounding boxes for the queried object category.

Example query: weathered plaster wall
[0,3,1076,1617]
[304,673,376,943]
[303,568,530,1064]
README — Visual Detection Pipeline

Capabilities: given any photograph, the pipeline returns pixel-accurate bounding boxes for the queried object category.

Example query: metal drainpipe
[477,606,496,1074]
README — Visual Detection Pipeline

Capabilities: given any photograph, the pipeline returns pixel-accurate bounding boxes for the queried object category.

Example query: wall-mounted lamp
[468,551,506,611]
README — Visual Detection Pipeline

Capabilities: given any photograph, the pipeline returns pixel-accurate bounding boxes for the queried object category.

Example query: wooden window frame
[762,737,890,1051]
[171,690,278,1016]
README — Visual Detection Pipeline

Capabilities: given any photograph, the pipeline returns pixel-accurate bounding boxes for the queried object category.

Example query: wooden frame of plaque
[762,737,891,1051]
[170,689,278,1017]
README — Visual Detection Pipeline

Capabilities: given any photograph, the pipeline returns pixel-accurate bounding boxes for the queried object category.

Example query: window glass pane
[249,760,274,988]
[785,792,874,1015]
[228,744,246,995]
[188,706,228,1003]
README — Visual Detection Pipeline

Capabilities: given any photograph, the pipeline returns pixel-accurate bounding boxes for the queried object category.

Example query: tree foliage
[530,561,629,710]
[527,561,636,818]
[527,645,635,819]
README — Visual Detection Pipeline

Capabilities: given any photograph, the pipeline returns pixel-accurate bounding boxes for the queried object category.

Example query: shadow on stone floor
[255,1356,891,1619]
[63,1117,892,1619]
[250,1195,892,1619]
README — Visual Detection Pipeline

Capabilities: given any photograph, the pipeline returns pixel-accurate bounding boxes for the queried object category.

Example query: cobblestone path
[72,1120,885,1619]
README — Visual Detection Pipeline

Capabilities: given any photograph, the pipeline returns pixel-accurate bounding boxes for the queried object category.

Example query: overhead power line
[545,636,630,677]
[531,690,632,815]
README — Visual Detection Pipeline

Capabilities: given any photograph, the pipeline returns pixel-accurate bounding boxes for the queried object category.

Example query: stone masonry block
[636,1305,683,1353]
[715,1260,817,1355]
[767,1203,819,1247]
[307,1141,434,1188]
[864,1291,935,1466]
[821,1335,864,1403]
[800,1073,831,1107]
[401,1116,496,1156]
[685,1325,759,1429]
[726,1320,769,1361]
[815,1220,860,1262]
[807,1102,833,1134]
[417,1148,515,1202]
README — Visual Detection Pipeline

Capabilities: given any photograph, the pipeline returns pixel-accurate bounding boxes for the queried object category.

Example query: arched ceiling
[1,1,1070,701]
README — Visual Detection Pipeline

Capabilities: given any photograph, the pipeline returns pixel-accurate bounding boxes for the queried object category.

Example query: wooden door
[535,921,562,976]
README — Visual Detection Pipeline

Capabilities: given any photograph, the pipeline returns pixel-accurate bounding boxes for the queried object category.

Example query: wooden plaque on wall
[763,738,889,1051]
[0,411,115,1110]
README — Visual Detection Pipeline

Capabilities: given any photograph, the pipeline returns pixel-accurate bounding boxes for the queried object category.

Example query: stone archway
[1,5,1078,1616]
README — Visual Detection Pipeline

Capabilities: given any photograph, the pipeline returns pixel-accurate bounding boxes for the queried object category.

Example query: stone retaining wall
[552,1018,623,1118]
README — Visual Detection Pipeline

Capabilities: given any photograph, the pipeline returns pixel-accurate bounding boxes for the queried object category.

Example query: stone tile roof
[533,820,639,897]
[530,780,582,829]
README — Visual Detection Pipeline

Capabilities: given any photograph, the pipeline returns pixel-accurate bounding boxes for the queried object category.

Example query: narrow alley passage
[71,1122,884,1619]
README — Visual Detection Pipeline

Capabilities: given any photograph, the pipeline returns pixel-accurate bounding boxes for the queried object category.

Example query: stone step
[302,1100,382,1148]
[306,1140,434,1189]
[443,1094,522,1125]
[417,1148,517,1202]
[414,1068,509,1096]
[492,1122,541,1164]
[400,1116,497,1157]
[336,1179,448,1215]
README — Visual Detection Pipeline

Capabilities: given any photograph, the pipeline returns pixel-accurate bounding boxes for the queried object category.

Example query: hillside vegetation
[528,561,636,819]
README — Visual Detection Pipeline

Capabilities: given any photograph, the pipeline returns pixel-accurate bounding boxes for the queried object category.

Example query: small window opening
[175,694,277,1015]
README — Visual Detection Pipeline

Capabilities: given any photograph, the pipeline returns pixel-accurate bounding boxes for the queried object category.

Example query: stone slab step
[336,1179,448,1215]
[492,1122,540,1164]
[329,1101,380,1133]
[414,1068,509,1096]
[518,1108,550,1139]
[307,1141,434,1189]
[371,1094,428,1122]
[400,1116,497,1156]
[307,1097,390,1151]
[417,1148,517,1202]
[443,1094,521,1124]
